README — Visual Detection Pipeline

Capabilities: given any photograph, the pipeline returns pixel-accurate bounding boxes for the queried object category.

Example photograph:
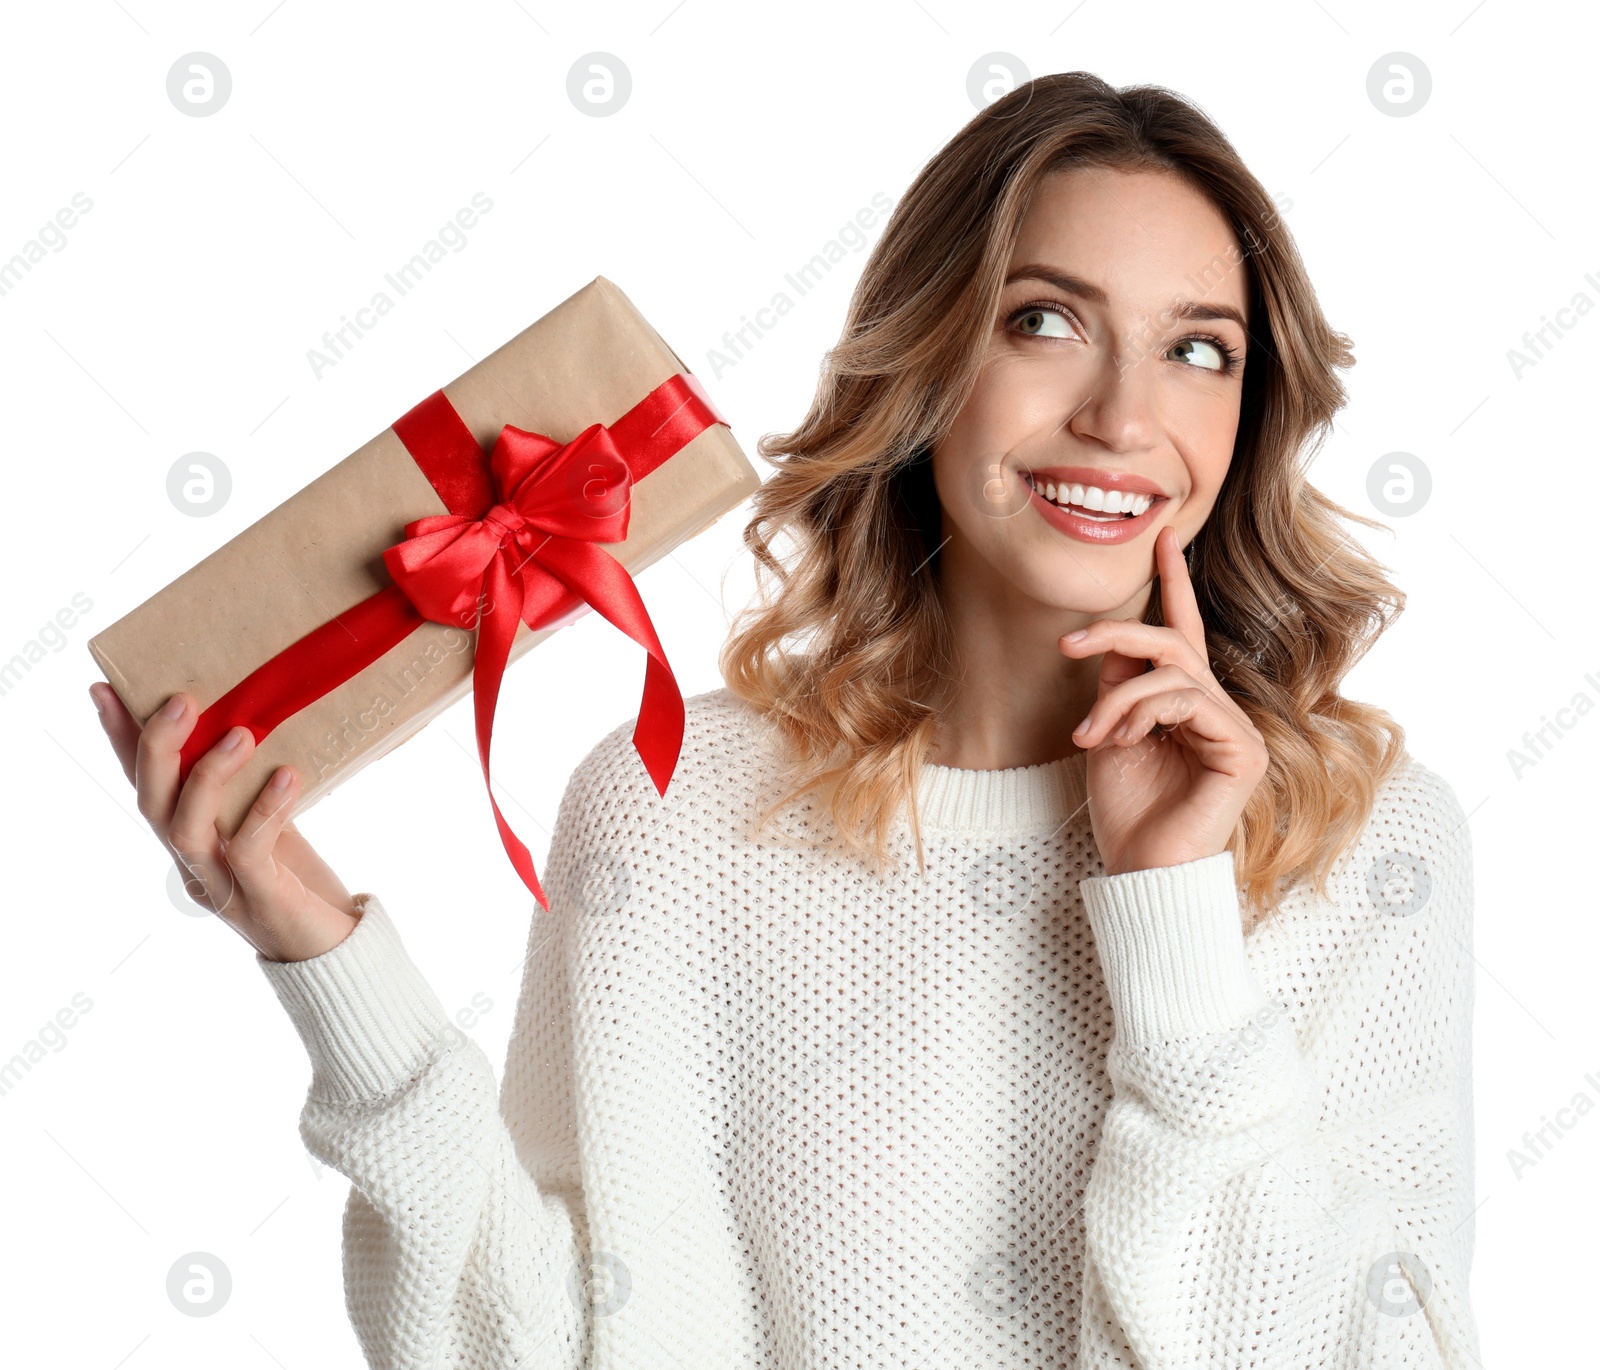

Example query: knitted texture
[258,685,1481,1368]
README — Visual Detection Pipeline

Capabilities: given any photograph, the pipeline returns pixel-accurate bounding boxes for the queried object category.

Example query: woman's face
[930,164,1251,616]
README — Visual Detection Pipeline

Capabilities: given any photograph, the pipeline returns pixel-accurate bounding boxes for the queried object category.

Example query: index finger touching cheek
[1157,526,1208,661]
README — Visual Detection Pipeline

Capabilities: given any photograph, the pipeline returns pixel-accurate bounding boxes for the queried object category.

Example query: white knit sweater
[258,685,1482,1369]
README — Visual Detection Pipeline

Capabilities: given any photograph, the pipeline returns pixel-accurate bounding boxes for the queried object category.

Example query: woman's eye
[1014,306,1074,339]
[1170,337,1226,371]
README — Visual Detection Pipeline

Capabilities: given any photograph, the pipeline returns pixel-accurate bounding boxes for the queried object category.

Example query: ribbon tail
[533,539,684,797]
[472,552,549,909]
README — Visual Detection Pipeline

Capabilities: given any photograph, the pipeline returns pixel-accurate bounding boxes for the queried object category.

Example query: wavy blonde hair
[717,71,1408,932]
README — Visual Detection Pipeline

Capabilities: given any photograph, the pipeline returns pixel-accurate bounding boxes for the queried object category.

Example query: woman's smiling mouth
[1021,468,1170,543]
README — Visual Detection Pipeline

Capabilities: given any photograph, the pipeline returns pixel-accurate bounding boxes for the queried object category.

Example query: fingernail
[1113,720,1130,739]
[162,694,187,721]
[219,726,247,751]
[1065,629,1088,643]
[269,766,292,789]
[88,685,106,714]
[1074,713,1093,735]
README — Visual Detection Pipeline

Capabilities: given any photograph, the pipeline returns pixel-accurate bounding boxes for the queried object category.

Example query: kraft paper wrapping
[88,276,762,836]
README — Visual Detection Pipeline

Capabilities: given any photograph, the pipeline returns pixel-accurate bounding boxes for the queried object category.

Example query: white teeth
[1035,477,1155,518]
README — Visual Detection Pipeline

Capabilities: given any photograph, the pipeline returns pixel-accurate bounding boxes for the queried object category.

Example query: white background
[1,0,1592,1363]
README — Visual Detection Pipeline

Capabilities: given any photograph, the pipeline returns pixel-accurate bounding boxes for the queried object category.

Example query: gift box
[88,276,761,906]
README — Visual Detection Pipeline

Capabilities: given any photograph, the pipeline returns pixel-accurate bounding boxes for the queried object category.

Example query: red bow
[382,419,683,910]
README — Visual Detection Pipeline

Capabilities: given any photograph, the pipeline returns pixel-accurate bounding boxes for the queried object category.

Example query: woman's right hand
[90,683,361,964]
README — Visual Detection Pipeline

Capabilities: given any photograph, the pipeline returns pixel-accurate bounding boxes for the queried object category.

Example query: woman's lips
[1023,474,1168,545]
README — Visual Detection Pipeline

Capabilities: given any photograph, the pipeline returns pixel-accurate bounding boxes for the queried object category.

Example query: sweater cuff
[1080,850,1268,1043]
[256,893,456,1107]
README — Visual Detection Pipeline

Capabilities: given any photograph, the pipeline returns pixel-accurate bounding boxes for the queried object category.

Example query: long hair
[717,71,1408,933]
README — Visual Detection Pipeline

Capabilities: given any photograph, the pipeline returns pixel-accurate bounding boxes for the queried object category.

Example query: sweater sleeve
[1073,769,1481,1369]
[256,890,590,1370]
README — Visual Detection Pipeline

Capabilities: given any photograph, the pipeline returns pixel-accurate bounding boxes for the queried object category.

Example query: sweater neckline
[913,749,1089,833]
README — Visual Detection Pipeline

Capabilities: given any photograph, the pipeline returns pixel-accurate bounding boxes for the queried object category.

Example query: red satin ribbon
[179,371,729,909]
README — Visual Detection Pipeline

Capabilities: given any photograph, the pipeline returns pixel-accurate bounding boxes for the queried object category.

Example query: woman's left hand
[1061,525,1269,877]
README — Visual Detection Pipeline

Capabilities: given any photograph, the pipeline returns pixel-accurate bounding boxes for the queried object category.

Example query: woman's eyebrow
[1004,263,1248,333]
[1005,264,1110,304]
[1168,298,1249,332]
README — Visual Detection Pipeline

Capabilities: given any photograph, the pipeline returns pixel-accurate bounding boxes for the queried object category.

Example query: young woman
[90,72,1481,1368]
